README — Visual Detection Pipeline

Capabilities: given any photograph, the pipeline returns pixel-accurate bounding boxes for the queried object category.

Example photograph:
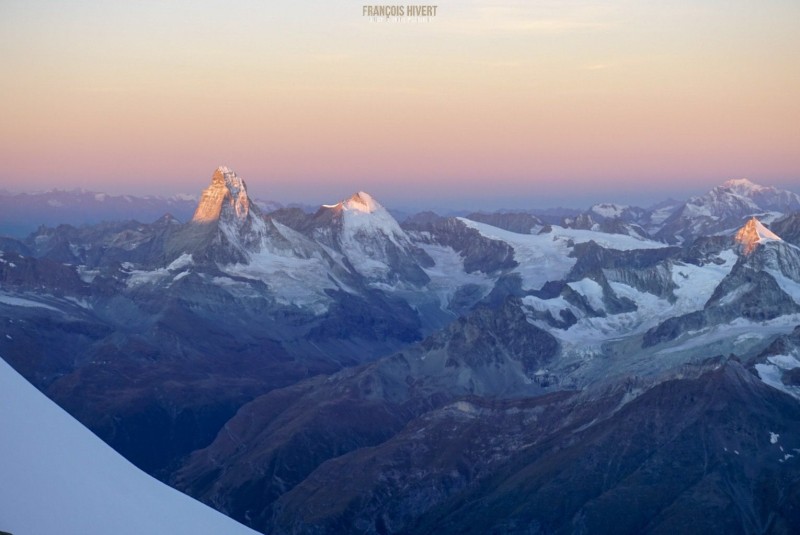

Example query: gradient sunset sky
[1,1,798,209]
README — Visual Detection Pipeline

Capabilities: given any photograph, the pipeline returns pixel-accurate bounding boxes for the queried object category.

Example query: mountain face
[403,213,518,274]
[724,178,800,212]
[266,360,800,535]
[168,166,296,266]
[655,178,800,243]
[735,217,783,255]
[308,191,434,286]
[773,212,800,247]
[174,298,560,529]
[192,166,252,224]
[2,172,800,534]
[561,203,651,239]
[643,218,800,349]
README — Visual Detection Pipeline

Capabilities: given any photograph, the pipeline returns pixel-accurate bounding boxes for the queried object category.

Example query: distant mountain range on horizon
[1,173,798,241]
[0,186,285,237]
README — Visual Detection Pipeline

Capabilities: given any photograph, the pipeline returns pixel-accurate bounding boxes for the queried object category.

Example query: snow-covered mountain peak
[322,191,383,214]
[709,177,800,212]
[192,166,252,225]
[655,178,800,243]
[343,191,380,214]
[721,178,763,195]
[337,191,405,241]
[735,217,782,255]
[312,191,432,285]
[319,191,402,239]
[176,166,279,264]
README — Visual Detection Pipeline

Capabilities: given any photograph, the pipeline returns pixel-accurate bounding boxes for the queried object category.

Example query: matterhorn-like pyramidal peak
[735,216,782,255]
[192,166,254,226]
[169,166,273,264]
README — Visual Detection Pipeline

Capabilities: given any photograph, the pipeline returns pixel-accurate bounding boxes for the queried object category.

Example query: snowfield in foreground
[0,356,259,535]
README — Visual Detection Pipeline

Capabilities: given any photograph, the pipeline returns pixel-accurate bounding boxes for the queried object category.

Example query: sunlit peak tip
[734,216,782,255]
[210,166,246,191]
[343,191,381,213]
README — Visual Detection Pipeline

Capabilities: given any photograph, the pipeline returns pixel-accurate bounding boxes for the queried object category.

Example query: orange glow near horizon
[1,1,798,207]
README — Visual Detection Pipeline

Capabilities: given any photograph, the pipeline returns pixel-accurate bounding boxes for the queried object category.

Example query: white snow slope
[0,356,260,535]
[461,218,667,291]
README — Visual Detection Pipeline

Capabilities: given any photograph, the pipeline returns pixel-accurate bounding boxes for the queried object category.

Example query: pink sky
[1,1,798,208]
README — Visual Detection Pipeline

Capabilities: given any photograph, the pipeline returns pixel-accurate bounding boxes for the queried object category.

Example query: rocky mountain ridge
[1,168,799,534]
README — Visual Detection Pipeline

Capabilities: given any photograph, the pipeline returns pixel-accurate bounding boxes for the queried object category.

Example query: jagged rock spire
[192,166,252,225]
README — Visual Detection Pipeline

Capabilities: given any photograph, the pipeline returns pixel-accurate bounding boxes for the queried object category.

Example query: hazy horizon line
[2,175,798,215]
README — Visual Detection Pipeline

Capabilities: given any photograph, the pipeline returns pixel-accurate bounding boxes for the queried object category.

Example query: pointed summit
[342,191,380,214]
[319,191,398,234]
[329,191,405,242]
[321,191,383,214]
[735,217,782,255]
[192,166,253,225]
[313,191,433,285]
[169,166,275,264]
